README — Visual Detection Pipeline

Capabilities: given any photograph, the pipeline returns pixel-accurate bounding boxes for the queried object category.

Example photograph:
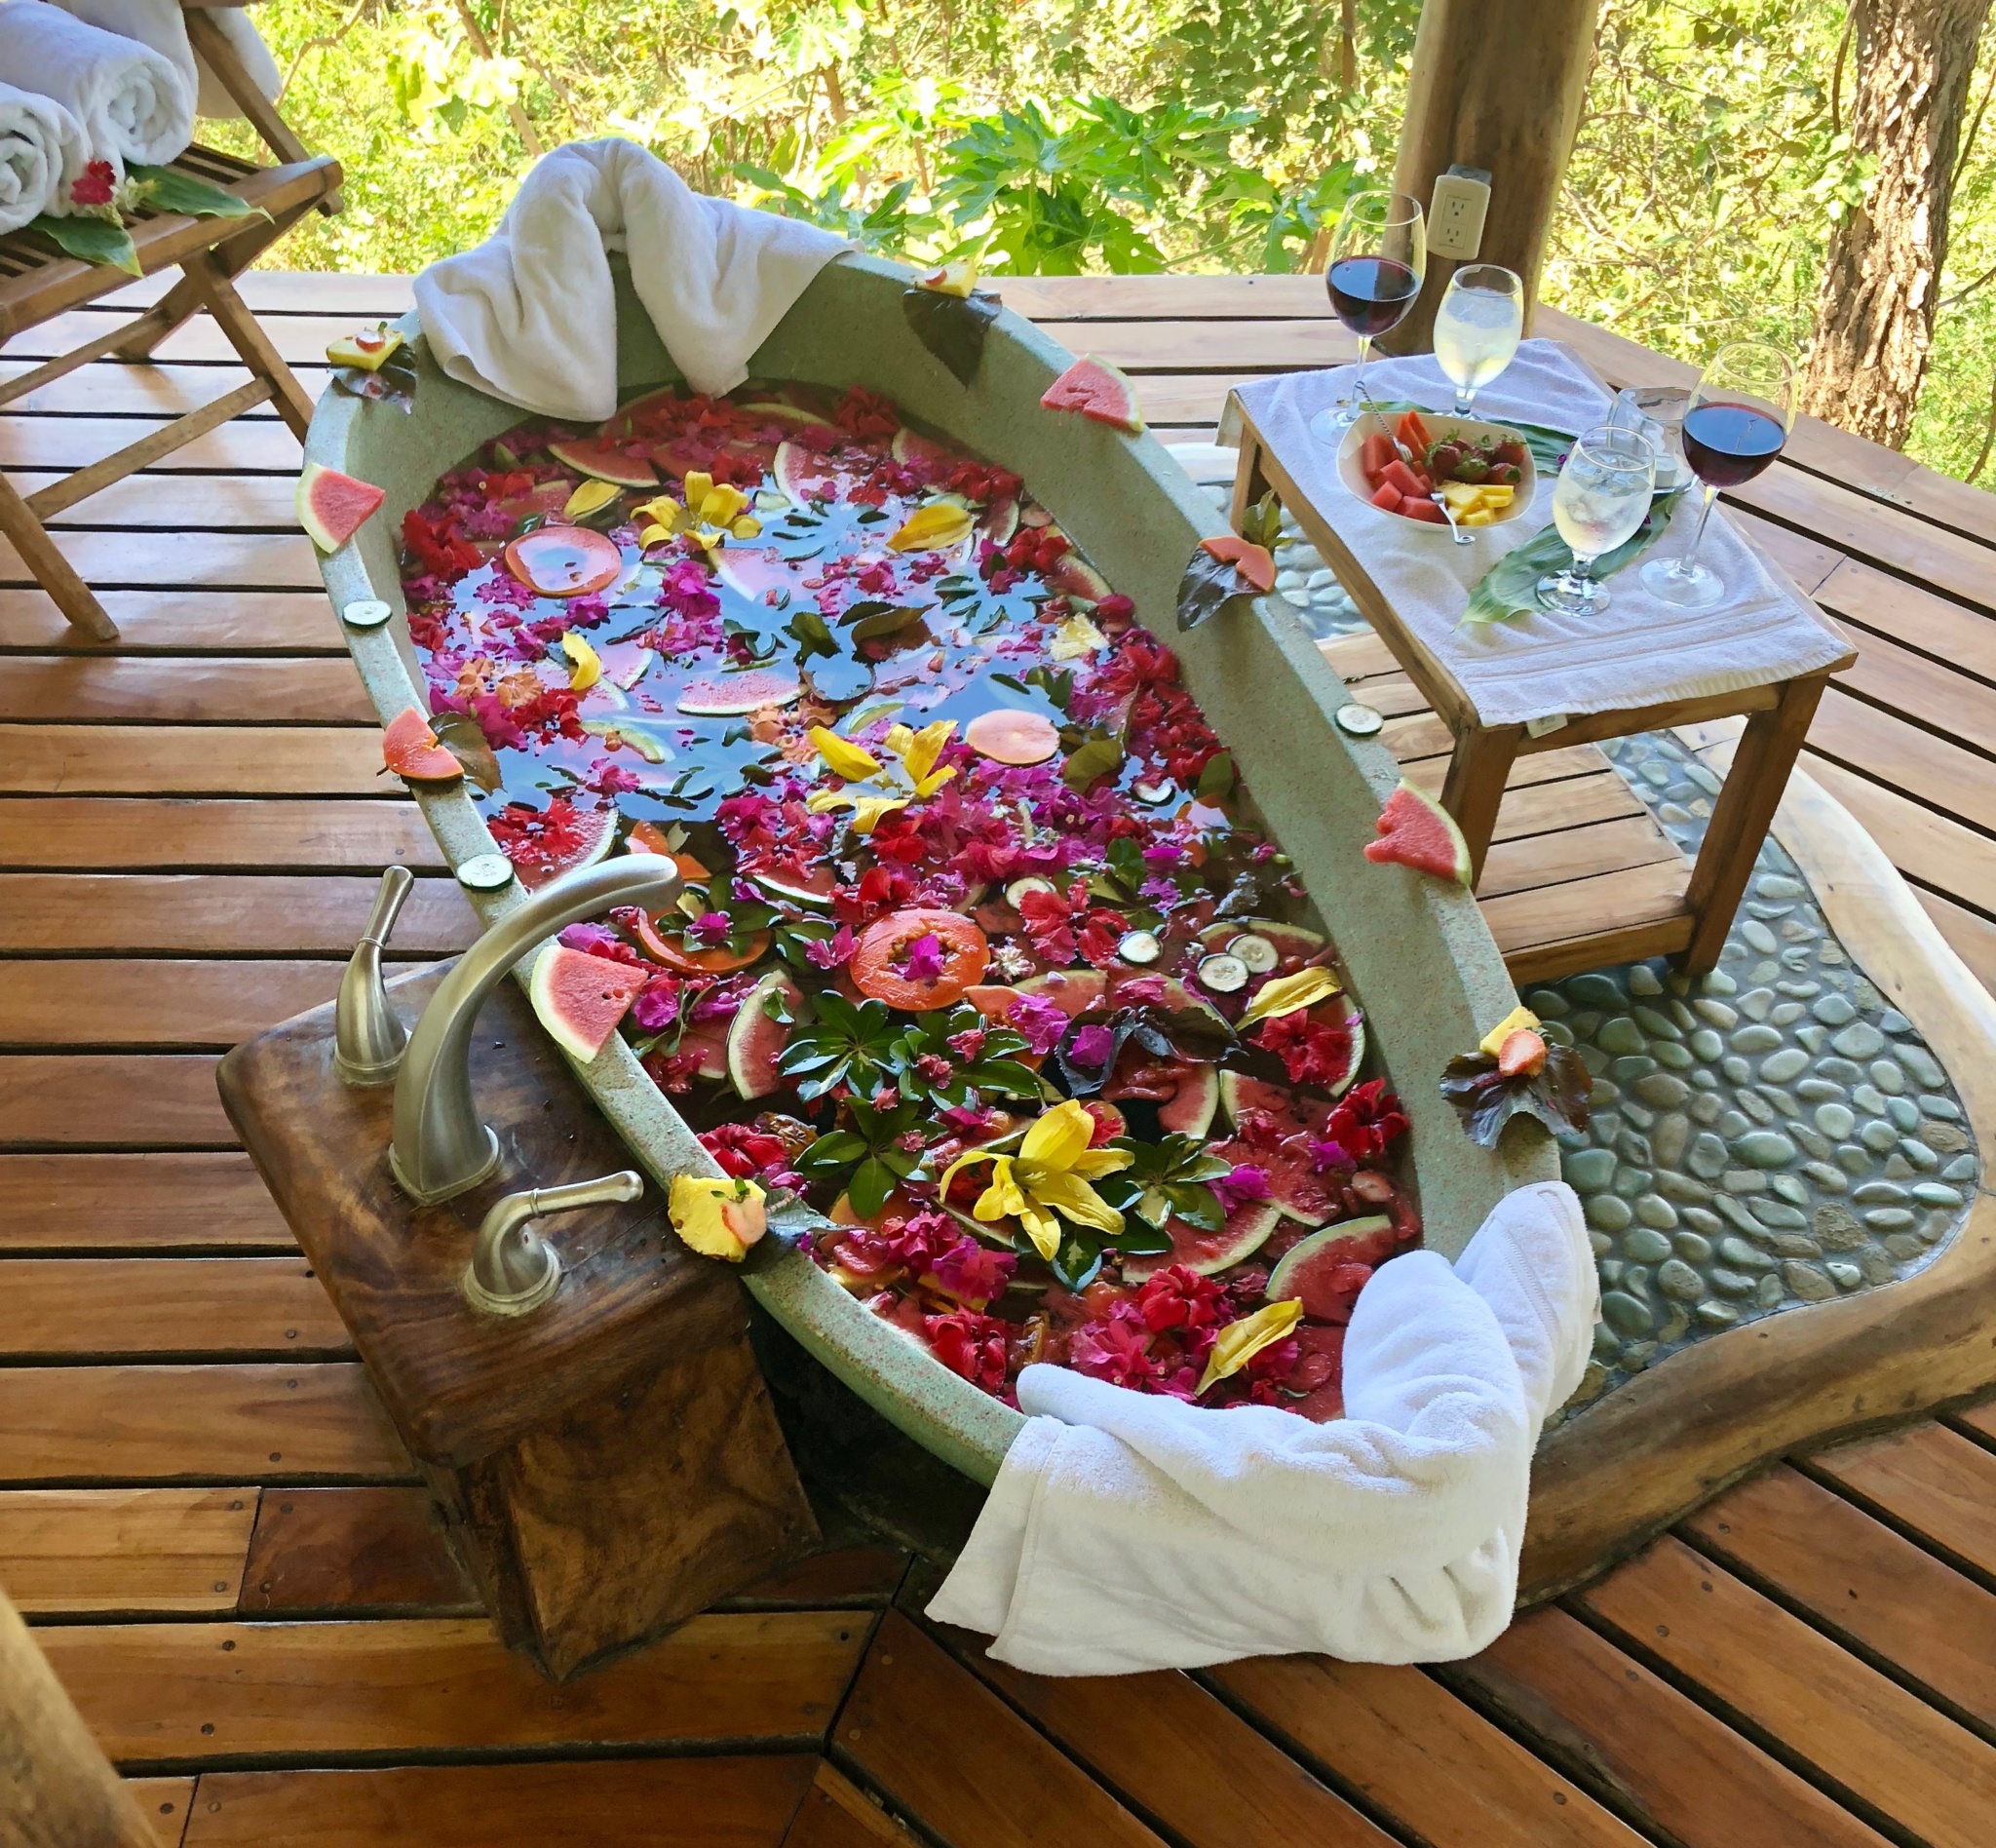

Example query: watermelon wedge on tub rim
[1040,355,1144,434]
[302,254,1547,1488]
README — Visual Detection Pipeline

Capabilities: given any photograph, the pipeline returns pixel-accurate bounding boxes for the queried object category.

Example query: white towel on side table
[414,137,851,422]
[0,79,86,231]
[928,1181,1596,1675]
[0,0,190,172]
[46,0,280,121]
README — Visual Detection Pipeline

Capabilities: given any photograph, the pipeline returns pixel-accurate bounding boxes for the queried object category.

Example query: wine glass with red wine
[1308,191,1427,443]
[1639,340,1794,609]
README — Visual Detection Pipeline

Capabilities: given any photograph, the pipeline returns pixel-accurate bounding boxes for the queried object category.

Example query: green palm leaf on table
[1462,490,1686,625]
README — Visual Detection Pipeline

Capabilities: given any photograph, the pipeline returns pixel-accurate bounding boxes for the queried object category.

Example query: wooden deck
[3,271,1996,1847]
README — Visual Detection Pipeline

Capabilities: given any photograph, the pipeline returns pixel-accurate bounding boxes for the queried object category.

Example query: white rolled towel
[0,79,87,232]
[47,0,282,122]
[0,0,192,173]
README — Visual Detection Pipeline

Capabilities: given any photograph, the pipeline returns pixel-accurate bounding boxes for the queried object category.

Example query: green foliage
[219,0,1996,483]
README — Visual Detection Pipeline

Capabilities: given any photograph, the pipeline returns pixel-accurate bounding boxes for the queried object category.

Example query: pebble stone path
[1258,518,1979,1415]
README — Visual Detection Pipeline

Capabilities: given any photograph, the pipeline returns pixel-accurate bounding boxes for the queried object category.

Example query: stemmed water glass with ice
[1308,190,1426,443]
[1535,423,1657,616]
[1639,340,1794,610]
[1432,264,1522,412]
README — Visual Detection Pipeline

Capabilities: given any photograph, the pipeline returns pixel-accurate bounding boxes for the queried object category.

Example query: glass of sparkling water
[1433,265,1523,412]
[1536,423,1657,616]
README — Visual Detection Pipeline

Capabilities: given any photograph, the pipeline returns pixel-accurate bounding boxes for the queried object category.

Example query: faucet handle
[461,1170,644,1318]
[334,866,415,1087]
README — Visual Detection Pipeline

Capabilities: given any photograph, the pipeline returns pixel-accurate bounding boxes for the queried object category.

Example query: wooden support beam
[1383,0,1602,353]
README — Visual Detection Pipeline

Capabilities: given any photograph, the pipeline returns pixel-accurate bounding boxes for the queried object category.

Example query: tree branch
[1967,364,1996,481]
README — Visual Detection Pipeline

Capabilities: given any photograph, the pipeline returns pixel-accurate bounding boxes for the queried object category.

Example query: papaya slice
[382,708,463,783]
[1199,534,1277,594]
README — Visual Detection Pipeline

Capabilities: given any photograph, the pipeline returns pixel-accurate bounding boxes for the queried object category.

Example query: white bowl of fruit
[1338,408,1536,531]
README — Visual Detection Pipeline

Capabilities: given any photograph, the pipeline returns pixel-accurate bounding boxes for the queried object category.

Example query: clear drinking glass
[1308,191,1427,443]
[1640,341,1794,610]
[1609,386,1690,491]
[1536,423,1657,616]
[1433,265,1522,412]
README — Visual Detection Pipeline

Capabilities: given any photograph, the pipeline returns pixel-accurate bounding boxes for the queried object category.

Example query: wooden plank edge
[1516,746,1996,1602]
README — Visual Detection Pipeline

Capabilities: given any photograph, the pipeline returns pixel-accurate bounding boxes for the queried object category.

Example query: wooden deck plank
[0,960,422,1047]
[0,798,442,871]
[1448,1604,1891,1848]
[8,472,306,531]
[130,1776,196,1847]
[1805,686,1996,836]
[1575,1535,1996,1848]
[1682,1466,1996,1730]
[1210,1653,1646,1848]
[0,1487,256,1614]
[781,1761,921,1848]
[0,1153,294,1252]
[0,590,343,654]
[0,1259,349,1359]
[0,657,373,723]
[179,1757,821,1848]
[0,725,391,795]
[0,414,301,475]
[837,1613,1168,1848]
[1915,887,1996,993]
[45,1612,863,1762]
[0,1055,235,1146]
[1802,755,1996,918]
[1809,1424,1996,1581]
[1475,813,1682,903]
[238,1486,478,1616]
[924,1618,1397,1848]
[0,1365,410,1483]
[1,528,320,590]
[0,874,476,955]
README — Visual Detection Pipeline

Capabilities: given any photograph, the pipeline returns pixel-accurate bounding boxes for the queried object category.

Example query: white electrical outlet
[1429,170,1490,260]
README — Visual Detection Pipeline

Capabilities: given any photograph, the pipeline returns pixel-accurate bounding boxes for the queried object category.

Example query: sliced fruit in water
[297,462,386,553]
[679,1018,731,1082]
[728,970,801,1099]
[773,440,848,503]
[546,435,658,488]
[964,708,1060,766]
[1209,1134,1337,1227]
[851,908,990,1011]
[634,912,772,976]
[1155,1062,1220,1137]
[890,428,951,469]
[676,669,802,715]
[1198,918,1327,968]
[978,494,1020,547]
[503,525,624,597]
[751,860,839,906]
[381,707,462,783]
[1039,355,1144,434]
[1218,1071,1334,1139]
[1363,780,1474,885]
[1014,967,1108,1019]
[529,945,650,1063]
[712,545,805,605]
[739,402,837,430]
[1264,1214,1398,1320]
[1047,555,1112,602]
[1199,533,1277,594]
[503,802,617,889]
[1121,1199,1280,1281]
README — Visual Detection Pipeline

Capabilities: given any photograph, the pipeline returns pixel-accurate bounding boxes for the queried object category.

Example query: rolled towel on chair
[0,0,191,173]
[46,0,282,122]
[0,80,87,233]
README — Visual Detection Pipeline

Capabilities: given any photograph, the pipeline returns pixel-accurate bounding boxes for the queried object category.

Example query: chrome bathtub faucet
[334,866,414,1087]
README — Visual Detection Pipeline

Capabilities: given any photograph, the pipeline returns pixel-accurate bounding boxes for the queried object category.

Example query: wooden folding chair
[0,8,340,643]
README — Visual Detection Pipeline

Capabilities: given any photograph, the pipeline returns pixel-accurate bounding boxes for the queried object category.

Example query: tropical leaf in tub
[903,284,1001,386]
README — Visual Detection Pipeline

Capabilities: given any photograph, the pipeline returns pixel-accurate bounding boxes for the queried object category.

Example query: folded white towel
[927,1180,1597,1675]
[0,0,190,173]
[48,0,281,122]
[0,79,86,232]
[414,137,851,422]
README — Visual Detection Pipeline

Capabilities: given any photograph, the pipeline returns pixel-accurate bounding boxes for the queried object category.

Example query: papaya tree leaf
[430,711,504,791]
[902,287,1001,386]
[29,212,139,276]
[128,164,262,221]
[1196,750,1235,799]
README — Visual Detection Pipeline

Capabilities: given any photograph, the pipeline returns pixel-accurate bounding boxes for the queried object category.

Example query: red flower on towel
[70,161,116,210]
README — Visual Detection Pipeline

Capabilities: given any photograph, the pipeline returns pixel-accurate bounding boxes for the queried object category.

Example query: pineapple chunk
[326,327,403,371]
[1478,484,1516,508]
[1440,481,1485,509]
[1460,509,1497,527]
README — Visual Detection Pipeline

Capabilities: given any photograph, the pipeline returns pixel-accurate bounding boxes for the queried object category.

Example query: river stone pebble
[1913,1183,1963,1209]
[1897,1043,1945,1089]
[1869,1058,1905,1095]
[1759,1049,1809,1084]
[1718,1237,1775,1272]
[1782,1260,1835,1301]
[1687,1133,1728,1178]
[1629,964,1665,996]
[1862,1120,1900,1153]
[1634,1074,1690,1108]
[1943,1154,1978,1181]
[1623,1226,1673,1263]
[1587,1194,1633,1233]
[1742,920,1778,953]
[1694,999,1739,1028]
[1888,1097,1920,1131]
[1797,1078,1844,1102]
[1563,1147,1616,1190]
[1651,1113,1691,1170]
[1696,1300,1739,1328]
[1732,1131,1796,1168]
[1673,1230,1714,1261]
[1811,993,1856,1026]
[1821,1058,1865,1084]
[1731,1024,1783,1055]
[1567,973,1624,1008]
[1922,1095,1961,1121]
[1825,1261,1862,1290]
[1864,1208,1915,1230]
[1601,1290,1654,1336]
[1815,1102,1855,1138]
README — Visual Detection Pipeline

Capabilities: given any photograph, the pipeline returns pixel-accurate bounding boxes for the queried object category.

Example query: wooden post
[0,1583,155,1848]
[1380,0,1602,355]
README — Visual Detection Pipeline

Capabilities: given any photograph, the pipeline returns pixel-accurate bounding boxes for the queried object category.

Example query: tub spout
[462,1170,643,1317]
[334,866,414,1086]
[389,858,682,1205]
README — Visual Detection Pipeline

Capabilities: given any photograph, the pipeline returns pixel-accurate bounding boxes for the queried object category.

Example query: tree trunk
[1797,0,1991,447]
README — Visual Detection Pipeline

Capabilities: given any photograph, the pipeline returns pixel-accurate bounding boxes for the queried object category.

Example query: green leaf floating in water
[1462,490,1686,626]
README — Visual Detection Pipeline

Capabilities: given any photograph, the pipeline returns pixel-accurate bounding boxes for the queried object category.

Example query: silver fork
[1430,490,1475,545]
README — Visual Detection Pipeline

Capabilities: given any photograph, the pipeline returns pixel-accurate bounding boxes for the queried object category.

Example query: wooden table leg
[1678,673,1828,974]
[0,471,117,642]
[1440,722,1523,889]
[1229,431,1272,534]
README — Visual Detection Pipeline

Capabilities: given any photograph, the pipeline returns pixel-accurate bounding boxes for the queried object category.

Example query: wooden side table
[1228,405,1855,982]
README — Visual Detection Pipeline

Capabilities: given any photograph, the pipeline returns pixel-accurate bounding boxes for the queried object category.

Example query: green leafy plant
[776,991,901,1100]
[886,1005,1042,1106]
[792,1094,927,1216]
[1096,1133,1232,1236]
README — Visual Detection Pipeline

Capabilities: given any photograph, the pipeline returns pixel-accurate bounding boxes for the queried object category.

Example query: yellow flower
[1196,1298,1305,1397]
[631,474,757,552]
[806,789,909,834]
[940,1098,1132,1262]
[670,1174,767,1262]
[882,719,957,796]
[1050,613,1108,660]
[1238,965,1342,1029]
[562,479,622,520]
[804,721,955,834]
[888,501,976,553]
[1478,1005,1541,1059]
[560,630,602,691]
[809,725,883,781]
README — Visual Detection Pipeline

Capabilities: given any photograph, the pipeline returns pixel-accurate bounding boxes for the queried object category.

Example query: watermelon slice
[297,462,386,553]
[502,803,616,889]
[381,707,462,783]
[751,861,839,906]
[1363,780,1474,885]
[676,669,802,715]
[739,402,838,431]
[978,494,1021,548]
[773,440,848,504]
[1014,968,1108,1019]
[1218,1071,1332,1139]
[712,546,804,605]
[727,970,801,1099]
[678,1019,731,1082]
[1040,356,1144,434]
[1121,1200,1280,1281]
[1046,555,1112,602]
[1265,1214,1398,1321]
[529,945,650,1063]
[547,435,658,489]
[1284,1324,1349,1422]
[1209,1134,1337,1227]
[890,428,949,469]
[1156,1063,1220,1137]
